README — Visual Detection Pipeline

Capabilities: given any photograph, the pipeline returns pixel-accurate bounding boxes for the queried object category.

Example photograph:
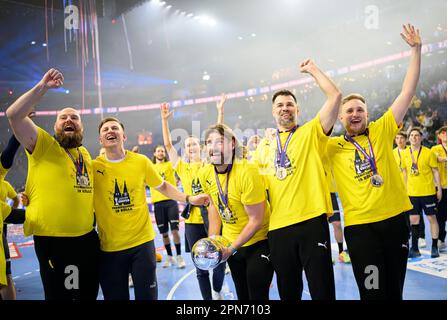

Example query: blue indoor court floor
[6,214,447,301]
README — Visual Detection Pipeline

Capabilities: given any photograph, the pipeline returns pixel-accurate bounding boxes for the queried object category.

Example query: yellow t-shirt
[93,151,163,252]
[401,146,438,197]
[24,127,94,237]
[198,160,270,247]
[151,161,177,203]
[254,114,332,231]
[431,144,447,189]
[327,109,412,227]
[0,200,12,285]
[0,180,17,202]
[175,159,205,224]
[322,154,337,193]
[0,162,7,181]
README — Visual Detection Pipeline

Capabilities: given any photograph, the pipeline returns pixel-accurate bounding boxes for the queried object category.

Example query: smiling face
[185,136,201,162]
[154,146,167,162]
[54,108,84,148]
[99,120,126,150]
[339,98,368,136]
[272,94,299,131]
[206,131,234,166]
[409,129,422,148]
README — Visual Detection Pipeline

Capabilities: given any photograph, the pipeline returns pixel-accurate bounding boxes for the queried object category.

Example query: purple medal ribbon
[275,126,297,167]
[65,148,84,175]
[344,133,379,176]
[214,164,233,210]
[409,147,422,171]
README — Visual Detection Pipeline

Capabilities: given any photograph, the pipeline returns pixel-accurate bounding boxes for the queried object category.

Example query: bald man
[6,69,99,300]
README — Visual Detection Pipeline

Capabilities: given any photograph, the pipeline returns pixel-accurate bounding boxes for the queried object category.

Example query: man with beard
[326,24,421,299]
[199,124,273,300]
[254,59,341,300]
[6,68,99,300]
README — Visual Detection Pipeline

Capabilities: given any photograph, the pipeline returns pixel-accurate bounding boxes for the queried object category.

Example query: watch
[185,195,191,204]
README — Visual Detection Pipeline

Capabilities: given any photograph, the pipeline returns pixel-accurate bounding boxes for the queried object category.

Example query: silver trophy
[191,236,230,271]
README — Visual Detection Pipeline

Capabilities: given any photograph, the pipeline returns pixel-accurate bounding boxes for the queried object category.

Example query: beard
[276,113,296,128]
[55,130,83,149]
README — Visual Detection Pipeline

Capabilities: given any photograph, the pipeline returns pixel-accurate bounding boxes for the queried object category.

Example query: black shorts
[2,224,11,275]
[154,200,179,234]
[328,193,341,223]
[408,195,437,216]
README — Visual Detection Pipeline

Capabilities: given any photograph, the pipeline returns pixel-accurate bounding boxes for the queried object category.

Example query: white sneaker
[419,238,427,248]
[163,255,175,268]
[439,240,446,251]
[212,290,224,300]
[128,275,134,288]
[176,255,186,269]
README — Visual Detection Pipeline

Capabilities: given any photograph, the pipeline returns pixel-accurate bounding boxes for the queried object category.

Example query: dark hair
[204,123,243,160]
[342,93,366,106]
[409,127,423,136]
[98,117,125,133]
[395,131,407,139]
[152,145,167,163]
[272,90,297,104]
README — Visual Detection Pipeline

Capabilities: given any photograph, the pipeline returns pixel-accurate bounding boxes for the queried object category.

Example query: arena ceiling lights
[151,0,217,27]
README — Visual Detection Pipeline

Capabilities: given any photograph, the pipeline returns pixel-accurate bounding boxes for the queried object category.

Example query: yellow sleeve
[26,127,52,161]
[5,181,17,200]
[374,109,400,139]
[240,165,265,205]
[429,149,439,168]
[145,158,164,188]
[1,201,12,220]
[0,162,7,180]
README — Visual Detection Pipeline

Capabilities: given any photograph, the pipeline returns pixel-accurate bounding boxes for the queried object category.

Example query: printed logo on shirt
[351,149,374,183]
[191,178,203,195]
[217,194,237,224]
[111,179,134,213]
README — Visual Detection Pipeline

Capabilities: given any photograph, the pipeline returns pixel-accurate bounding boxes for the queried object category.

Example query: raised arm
[300,59,342,134]
[6,69,64,153]
[216,93,226,124]
[391,24,422,125]
[160,102,179,167]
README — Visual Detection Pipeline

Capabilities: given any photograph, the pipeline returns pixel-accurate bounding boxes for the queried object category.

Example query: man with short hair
[255,58,342,300]
[94,117,209,300]
[432,126,447,250]
[6,69,99,300]
[326,24,421,299]
[402,127,442,258]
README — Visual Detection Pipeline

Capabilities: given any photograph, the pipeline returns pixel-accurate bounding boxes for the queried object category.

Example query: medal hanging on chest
[345,133,383,187]
[66,148,90,187]
[215,164,233,219]
[409,147,422,176]
[275,126,297,181]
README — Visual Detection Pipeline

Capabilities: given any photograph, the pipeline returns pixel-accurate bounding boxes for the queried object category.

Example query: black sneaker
[409,247,421,258]
[431,247,440,258]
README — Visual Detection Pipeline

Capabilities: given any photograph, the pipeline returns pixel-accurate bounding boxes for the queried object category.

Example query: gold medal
[411,168,419,176]
[223,207,232,221]
[370,174,384,187]
[276,167,287,180]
